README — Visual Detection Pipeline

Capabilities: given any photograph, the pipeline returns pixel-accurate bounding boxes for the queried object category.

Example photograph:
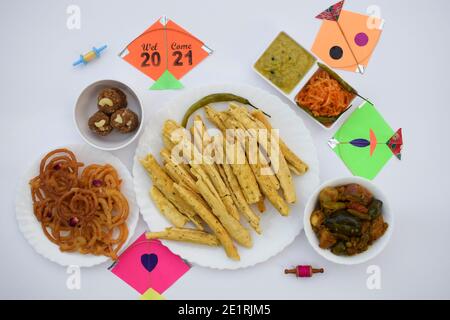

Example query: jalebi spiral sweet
[29,148,129,260]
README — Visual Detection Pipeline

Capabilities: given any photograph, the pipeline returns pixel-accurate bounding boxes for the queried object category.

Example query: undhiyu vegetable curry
[310,183,388,256]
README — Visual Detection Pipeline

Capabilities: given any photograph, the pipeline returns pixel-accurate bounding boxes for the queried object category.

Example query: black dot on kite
[329,46,343,60]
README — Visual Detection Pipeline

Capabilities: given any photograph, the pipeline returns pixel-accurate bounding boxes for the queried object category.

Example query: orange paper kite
[312,1,384,74]
[119,16,212,90]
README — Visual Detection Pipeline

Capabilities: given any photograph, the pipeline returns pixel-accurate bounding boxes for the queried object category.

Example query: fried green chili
[181,93,269,127]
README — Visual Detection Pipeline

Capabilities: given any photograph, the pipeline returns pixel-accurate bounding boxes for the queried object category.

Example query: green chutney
[254,32,316,94]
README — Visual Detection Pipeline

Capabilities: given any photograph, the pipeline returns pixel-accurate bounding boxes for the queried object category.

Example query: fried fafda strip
[164,119,240,220]
[190,115,214,153]
[188,165,231,215]
[140,154,204,230]
[174,183,240,260]
[252,110,308,175]
[229,106,290,191]
[220,109,280,190]
[190,165,216,195]
[149,187,189,228]
[160,148,194,184]
[248,157,289,215]
[146,227,220,246]
[205,104,226,131]
[227,155,261,205]
[220,163,261,234]
[163,160,198,193]
[163,120,195,162]
[223,114,290,216]
[163,164,213,221]
[189,115,230,198]
[288,164,303,175]
[224,109,280,192]
[163,120,202,169]
[163,162,192,191]
[191,115,244,221]
[204,163,240,220]
[195,175,252,247]
[190,162,240,220]
[190,115,227,173]
[204,106,261,204]
[216,163,228,189]
[229,105,296,204]
[161,122,193,179]
[223,134,263,205]
[161,158,209,212]
[162,134,176,152]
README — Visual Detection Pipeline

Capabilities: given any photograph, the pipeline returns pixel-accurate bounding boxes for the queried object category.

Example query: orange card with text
[119,16,212,90]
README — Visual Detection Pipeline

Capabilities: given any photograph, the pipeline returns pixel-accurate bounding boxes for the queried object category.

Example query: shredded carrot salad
[295,69,355,117]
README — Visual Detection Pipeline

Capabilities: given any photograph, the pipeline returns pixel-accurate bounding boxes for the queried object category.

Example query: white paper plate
[133,84,320,269]
[16,144,139,267]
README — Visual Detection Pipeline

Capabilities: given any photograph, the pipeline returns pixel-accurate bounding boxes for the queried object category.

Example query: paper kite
[110,233,190,294]
[140,288,165,300]
[119,16,212,90]
[312,1,384,74]
[329,101,403,180]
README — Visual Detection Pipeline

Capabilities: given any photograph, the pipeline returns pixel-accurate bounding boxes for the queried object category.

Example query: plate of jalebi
[15,145,139,267]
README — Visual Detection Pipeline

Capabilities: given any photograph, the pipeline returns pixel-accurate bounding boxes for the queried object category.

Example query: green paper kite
[328,101,403,180]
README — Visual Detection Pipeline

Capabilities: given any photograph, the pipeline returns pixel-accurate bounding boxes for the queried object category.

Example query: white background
[1,0,449,299]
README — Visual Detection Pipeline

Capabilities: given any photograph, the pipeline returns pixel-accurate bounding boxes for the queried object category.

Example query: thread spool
[284,265,324,278]
[73,45,107,66]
